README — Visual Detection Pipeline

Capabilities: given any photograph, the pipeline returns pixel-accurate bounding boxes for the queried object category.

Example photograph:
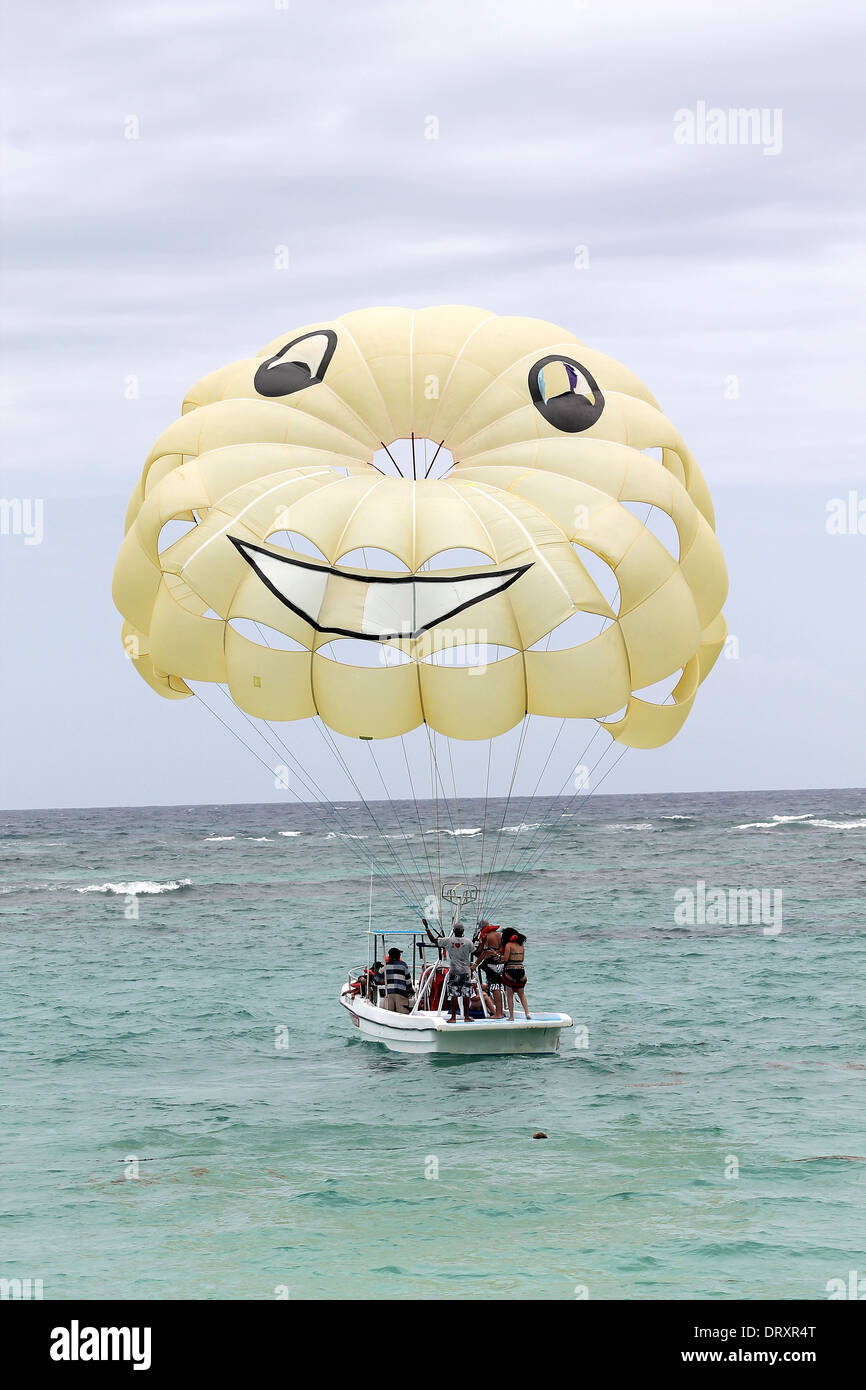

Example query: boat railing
[346,963,412,1011]
[412,960,447,1014]
[412,960,492,1018]
[347,951,493,1018]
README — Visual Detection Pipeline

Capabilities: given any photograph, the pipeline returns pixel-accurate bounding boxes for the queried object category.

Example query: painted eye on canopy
[529,354,604,433]
[254,328,338,398]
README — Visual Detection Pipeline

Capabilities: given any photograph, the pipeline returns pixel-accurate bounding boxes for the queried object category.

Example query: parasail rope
[378,441,404,478]
[225,694,424,909]
[484,737,630,919]
[241,619,425,900]
[260,713,422,900]
[423,439,446,479]
[192,687,421,914]
[476,739,495,914]
[365,735,438,908]
[481,731,618,917]
[475,714,532,913]
[226,694,426,911]
[397,735,440,907]
[422,723,498,925]
[242,618,426,904]
[426,728,443,918]
[445,737,473,884]
[485,739,630,918]
[311,718,430,904]
[242,620,418,892]
[422,726,472,887]
[481,721,600,907]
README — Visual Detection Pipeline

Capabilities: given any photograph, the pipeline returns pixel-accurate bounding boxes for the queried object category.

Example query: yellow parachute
[114,305,727,751]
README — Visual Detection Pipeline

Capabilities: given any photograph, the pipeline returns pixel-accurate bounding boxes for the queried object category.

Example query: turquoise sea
[1,788,864,1301]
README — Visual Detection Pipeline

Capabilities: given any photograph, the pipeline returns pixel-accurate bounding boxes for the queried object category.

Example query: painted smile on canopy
[231,537,530,642]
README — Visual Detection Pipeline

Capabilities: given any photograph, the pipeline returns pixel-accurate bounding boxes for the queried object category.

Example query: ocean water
[1,788,864,1301]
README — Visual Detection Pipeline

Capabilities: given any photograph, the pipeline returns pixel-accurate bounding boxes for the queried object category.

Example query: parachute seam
[209,469,352,719]
[250,327,382,450]
[142,402,370,493]
[333,318,400,446]
[456,385,633,458]
[458,465,619,620]
[179,469,334,572]
[446,338,583,443]
[268,387,377,453]
[329,474,390,570]
[411,481,427,730]
[445,480,529,719]
[457,480,574,613]
[426,313,497,441]
[408,309,416,434]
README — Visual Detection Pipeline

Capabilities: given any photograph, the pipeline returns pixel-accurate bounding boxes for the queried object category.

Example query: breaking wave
[75,879,192,895]
[734,814,866,832]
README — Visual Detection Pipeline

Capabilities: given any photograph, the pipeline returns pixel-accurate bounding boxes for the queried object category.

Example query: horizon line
[3,784,864,816]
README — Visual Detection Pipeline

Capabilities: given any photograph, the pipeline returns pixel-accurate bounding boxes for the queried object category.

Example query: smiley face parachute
[113,306,727,920]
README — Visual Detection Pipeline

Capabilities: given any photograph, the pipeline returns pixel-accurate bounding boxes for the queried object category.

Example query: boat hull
[340,988,572,1055]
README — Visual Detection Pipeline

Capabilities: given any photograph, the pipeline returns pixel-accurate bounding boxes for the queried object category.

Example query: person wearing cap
[474,920,506,1018]
[375,946,414,1014]
[423,919,475,1022]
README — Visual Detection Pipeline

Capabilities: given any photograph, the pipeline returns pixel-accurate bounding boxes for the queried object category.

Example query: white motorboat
[340,887,572,1055]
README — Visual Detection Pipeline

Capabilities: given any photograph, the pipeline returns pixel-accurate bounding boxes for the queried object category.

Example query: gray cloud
[1,0,864,806]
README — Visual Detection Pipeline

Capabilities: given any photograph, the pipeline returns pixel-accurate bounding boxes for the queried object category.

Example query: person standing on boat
[474,921,505,1018]
[424,919,474,1023]
[376,946,414,1015]
[501,931,530,1020]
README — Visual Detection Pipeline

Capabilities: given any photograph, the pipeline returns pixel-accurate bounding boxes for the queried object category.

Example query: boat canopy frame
[363,924,493,1018]
[361,881,491,1016]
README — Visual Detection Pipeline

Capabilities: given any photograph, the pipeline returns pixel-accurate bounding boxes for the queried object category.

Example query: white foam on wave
[76,879,191,895]
[502,822,541,833]
[278,831,301,837]
[424,826,482,837]
[247,836,273,842]
[735,813,818,831]
[606,821,655,831]
[807,817,866,830]
[204,835,235,842]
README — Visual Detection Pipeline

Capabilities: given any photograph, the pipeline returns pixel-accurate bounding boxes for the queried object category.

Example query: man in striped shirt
[374,947,414,1014]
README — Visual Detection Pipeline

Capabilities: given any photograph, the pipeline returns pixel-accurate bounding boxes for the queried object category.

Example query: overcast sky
[1,0,864,809]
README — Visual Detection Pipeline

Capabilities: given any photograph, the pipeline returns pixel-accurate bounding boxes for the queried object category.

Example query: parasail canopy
[113,305,727,752]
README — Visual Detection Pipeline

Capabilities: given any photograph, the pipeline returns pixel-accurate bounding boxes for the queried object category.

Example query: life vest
[428,963,448,1009]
